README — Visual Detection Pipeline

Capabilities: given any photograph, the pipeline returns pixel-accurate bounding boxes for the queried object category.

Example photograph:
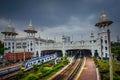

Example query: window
[105,40,107,44]
[101,39,103,43]
[31,48,32,51]
[30,43,32,46]
[105,47,107,50]
[8,42,10,45]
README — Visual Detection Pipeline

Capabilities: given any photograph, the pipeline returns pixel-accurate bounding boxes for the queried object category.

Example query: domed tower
[24,20,37,57]
[1,21,18,54]
[95,11,113,58]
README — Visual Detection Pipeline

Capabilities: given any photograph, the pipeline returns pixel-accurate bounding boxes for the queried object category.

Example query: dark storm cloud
[0,0,120,41]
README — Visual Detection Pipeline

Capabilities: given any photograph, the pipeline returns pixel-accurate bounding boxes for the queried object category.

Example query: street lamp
[107,29,113,80]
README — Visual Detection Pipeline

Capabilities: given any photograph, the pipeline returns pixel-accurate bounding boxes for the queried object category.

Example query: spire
[99,10,109,22]
[95,10,113,27]
[101,10,105,15]
[38,32,41,39]
[24,20,37,33]
[29,20,32,27]
[27,20,35,30]
[8,19,12,27]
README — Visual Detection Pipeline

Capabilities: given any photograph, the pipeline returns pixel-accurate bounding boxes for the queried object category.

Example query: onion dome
[24,20,37,33]
[95,10,113,27]
[1,22,18,35]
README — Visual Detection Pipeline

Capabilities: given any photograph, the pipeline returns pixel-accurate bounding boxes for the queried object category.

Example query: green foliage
[33,64,39,73]
[113,73,120,80]
[27,75,39,80]
[111,42,120,57]
[16,71,25,78]
[0,40,4,55]
[93,56,120,80]
[9,57,69,80]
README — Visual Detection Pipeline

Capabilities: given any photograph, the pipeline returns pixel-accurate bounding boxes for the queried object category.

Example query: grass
[9,57,69,80]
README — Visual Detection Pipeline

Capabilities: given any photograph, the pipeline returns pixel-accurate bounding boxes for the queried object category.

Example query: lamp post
[107,29,113,80]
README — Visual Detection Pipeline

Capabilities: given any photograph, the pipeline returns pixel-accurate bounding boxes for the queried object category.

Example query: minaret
[90,32,95,56]
[24,20,37,57]
[38,33,41,57]
[1,21,18,54]
[62,33,65,57]
[95,10,113,58]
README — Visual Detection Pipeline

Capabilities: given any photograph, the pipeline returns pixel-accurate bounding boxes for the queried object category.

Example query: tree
[0,40,4,55]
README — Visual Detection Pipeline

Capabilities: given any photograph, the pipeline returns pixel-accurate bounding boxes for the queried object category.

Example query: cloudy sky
[0,0,120,41]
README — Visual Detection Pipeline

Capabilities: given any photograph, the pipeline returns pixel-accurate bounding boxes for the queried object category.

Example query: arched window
[30,43,32,46]
[105,40,107,44]
[105,47,107,50]
[31,48,32,51]
[12,42,14,45]
[8,42,10,45]
[36,51,39,57]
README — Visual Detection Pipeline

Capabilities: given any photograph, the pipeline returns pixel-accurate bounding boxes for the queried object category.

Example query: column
[11,41,12,52]
[38,40,41,57]
[62,42,65,57]
[91,40,94,56]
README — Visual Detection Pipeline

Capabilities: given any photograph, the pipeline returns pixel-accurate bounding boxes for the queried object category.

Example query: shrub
[16,71,25,78]
[27,75,38,80]
[113,73,120,80]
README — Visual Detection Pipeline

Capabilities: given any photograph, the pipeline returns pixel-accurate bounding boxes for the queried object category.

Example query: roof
[95,11,113,27]
[24,20,37,33]
[1,22,18,35]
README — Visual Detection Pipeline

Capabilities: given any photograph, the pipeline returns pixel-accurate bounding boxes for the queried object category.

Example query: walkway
[78,57,97,80]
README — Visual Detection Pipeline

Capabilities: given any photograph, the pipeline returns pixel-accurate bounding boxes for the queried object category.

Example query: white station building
[1,11,113,58]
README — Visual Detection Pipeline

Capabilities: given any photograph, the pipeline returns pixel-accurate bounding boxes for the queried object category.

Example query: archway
[41,50,62,57]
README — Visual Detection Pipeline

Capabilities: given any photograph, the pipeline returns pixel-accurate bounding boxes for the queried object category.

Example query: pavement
[78,57,97,80]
